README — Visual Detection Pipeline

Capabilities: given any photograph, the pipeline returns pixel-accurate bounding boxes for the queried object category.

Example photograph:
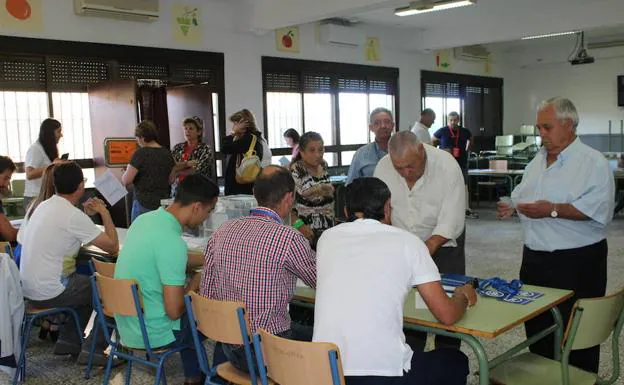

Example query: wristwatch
[550,203,558,218]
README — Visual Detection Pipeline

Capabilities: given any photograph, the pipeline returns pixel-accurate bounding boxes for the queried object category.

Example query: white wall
[502,41,624,135]
[0,0,507,134]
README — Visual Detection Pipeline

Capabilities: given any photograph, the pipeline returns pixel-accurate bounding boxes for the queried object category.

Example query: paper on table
[94,170,128,206]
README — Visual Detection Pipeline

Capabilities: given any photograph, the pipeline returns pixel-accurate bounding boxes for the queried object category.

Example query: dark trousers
[521,239,607,374]
[28,273,107,351]
[212,325,311,373]
[163,313,201,379]
[406,230,466,351]
[345,349,469,385]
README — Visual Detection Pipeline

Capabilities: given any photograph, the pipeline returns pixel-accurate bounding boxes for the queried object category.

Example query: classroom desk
[293,285,573,385]
[79,226,209,267]
[468,169,524,194]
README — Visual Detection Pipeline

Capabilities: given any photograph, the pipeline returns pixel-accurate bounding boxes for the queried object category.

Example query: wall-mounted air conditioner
[453,45,490,61]
[319,23,364,48]
[73,0,159,22]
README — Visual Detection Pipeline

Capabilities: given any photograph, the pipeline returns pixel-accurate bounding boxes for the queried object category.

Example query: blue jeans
[130,199,153,223]
[165,314,201,379]
[212,325,310,374]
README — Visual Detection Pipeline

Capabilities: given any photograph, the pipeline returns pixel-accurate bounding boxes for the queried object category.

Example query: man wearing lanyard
[498,97,614,374]
[201,165,316,373]
[346,107,394,185]
[433,112,478,219]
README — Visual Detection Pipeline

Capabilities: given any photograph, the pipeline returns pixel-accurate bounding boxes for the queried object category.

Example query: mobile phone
[61,153,69,160]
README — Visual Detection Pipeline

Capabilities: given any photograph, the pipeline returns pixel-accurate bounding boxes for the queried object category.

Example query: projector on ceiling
[568,32,595,65]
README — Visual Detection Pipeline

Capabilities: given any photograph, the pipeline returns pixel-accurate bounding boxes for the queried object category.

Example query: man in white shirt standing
[374,131,466,351]
[498,97,614,373]
[20,162,119,364]
[410,108,436,145]
[313,177,475,385]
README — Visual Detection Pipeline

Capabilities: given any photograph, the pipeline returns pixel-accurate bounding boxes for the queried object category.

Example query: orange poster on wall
[104,138,138,167]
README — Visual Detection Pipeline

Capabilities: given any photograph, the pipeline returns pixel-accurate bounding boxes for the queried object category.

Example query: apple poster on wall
[276,26,300,53]
[0,0,43,33]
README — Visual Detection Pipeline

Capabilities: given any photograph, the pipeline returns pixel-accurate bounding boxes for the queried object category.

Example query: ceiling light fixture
[395,0,476,17]
[521,30,580,40]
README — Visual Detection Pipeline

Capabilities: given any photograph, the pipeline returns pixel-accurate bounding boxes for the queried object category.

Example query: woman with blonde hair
[222,109,265,195]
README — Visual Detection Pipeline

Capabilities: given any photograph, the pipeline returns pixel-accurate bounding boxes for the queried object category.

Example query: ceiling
[247,0,624,52]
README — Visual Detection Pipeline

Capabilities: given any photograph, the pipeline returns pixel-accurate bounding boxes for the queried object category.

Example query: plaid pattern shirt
[199,208,316,335]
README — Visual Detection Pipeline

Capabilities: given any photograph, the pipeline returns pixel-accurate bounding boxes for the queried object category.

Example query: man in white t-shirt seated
[313,177,476,385]
[19,162,119,364]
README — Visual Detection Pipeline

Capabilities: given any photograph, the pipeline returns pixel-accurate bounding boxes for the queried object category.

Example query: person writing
[313,177,475,385]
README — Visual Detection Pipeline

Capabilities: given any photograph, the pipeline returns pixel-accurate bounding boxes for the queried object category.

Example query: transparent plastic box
[203,195,258,237]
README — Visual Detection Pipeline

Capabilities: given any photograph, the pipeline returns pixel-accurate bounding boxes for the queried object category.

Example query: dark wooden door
[88,80,139,228]
[166,85,216,181]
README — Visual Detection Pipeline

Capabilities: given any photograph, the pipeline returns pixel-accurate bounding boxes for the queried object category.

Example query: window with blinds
[421,70,503,142]
[262,57,399,166]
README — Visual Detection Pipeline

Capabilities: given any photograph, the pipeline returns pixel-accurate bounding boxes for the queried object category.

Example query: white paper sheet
[94,170,128,206]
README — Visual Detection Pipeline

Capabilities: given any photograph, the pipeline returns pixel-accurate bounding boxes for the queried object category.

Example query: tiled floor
[2,208,623,385]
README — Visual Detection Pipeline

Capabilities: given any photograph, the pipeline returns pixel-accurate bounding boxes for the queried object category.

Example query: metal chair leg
[84,320,100,379]
[102,345,117,385]
[124,351,134,385]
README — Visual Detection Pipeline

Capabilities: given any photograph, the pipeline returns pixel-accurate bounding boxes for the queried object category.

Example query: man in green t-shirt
[114,175,218,385]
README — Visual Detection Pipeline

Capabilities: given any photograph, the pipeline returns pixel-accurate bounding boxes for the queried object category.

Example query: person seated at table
[313,177,476,385]
[114,174,219,385]
[17,162,66,341]
[290,132,334,248]
[19,162,119,364]
[201,165,316,373]
[0,156,18,242]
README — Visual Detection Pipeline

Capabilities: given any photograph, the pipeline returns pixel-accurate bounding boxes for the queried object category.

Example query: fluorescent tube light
[395,0,475,16]
[521,30,580,40]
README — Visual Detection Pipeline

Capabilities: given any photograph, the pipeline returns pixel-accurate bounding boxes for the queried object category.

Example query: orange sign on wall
[104,138,138,167]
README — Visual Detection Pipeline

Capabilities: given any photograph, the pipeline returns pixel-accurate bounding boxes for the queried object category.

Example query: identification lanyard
[249,207,283,224]
[449,127,461,148]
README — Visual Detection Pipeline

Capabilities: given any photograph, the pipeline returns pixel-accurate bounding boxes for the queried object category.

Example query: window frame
[262,57,399,166]
[0,36,225,171]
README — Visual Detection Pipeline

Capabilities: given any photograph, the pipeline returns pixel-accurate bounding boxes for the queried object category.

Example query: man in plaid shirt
[200,165,316,372]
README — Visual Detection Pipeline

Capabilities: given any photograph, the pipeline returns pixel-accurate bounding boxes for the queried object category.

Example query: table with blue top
[293,285,573,385]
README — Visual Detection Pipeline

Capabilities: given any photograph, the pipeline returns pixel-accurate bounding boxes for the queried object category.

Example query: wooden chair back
[94,272,140,317]
[91,258,116,278]
[188,291,249,345]
[565,287,624,350]
[257,329,345,385]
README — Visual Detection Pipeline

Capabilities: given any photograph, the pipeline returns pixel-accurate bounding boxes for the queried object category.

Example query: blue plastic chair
[184,291,259,385]
[91,272,191,385]
[83,259,118,379]
[13,305,82,385]
[253,329,345,385]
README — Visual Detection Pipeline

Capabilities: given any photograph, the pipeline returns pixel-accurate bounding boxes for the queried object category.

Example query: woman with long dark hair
[0,155,17,242]
[24,119,63,208]
[222,109,264,195]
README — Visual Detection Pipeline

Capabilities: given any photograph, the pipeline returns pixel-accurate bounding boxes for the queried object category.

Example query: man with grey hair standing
[374,131,466,351]
[346,107,395,185]
[498,97,614,373]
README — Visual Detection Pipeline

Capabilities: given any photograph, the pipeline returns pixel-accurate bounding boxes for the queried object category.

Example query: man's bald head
[389,131,422,157]
[253,165,295,209]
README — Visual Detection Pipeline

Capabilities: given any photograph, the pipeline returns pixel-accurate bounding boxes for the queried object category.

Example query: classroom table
[293,285,573,385]
[79,226,209,266]
[468,169,524,194]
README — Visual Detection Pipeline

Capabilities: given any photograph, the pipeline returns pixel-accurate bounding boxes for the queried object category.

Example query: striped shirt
[291,160,335,240]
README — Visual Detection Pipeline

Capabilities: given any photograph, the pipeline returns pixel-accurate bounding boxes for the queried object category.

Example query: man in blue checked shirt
[346,107,395,185]
[498,97,614,374]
